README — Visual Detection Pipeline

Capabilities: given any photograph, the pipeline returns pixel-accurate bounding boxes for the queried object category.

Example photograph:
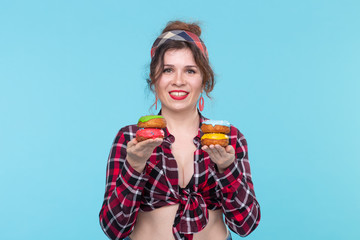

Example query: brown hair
[147,20,215,98]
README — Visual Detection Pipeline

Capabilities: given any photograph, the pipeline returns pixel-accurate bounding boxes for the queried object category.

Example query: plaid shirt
[99,113,260,240]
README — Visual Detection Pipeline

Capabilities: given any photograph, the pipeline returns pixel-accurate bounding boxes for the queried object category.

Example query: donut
[136,115,167,142]
[201,120,230,147]
[138,115,166,129]
[136,128,164,142]
[201,120,230,134]
[201,133,229,147]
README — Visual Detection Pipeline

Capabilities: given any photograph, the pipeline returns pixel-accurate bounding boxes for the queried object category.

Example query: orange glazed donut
[201,120,230,147]
[201,135,229,147]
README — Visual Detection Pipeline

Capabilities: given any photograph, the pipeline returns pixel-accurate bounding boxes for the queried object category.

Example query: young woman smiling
[99,20,261,240]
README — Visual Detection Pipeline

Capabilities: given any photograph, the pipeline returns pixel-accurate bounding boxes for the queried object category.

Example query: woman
[99,21,260,240]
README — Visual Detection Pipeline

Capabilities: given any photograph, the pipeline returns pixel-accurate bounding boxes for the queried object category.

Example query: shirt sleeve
[99,128,149,240]
[215,128,261,236]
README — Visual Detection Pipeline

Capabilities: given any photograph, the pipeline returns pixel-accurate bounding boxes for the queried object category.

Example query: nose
[172,71,186,86]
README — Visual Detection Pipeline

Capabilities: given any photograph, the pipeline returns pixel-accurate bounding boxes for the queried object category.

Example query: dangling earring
[155,96,158,110]
[199,94,204,112]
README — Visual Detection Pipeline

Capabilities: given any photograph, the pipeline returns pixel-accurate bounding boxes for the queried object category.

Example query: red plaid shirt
[99,113,260,240]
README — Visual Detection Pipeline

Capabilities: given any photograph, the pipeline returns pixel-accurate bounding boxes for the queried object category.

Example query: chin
[170,105,197,112]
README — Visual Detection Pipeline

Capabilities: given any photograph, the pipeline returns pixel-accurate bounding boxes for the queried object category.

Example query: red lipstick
[169,90,189,100]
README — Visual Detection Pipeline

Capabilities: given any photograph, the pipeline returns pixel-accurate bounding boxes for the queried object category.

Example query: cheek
[154,81,167,96]
[194,78,203,92]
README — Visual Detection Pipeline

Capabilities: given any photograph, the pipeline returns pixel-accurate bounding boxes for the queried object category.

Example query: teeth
[170,92,187,96]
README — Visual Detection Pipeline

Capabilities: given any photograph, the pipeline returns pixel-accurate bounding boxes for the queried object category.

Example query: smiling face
[155,48,203,113]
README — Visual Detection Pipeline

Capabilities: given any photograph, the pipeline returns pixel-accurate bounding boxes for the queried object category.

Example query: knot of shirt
[176,188,209,234]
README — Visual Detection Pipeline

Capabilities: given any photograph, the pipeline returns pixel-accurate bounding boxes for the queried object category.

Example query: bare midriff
[129,204,228,240]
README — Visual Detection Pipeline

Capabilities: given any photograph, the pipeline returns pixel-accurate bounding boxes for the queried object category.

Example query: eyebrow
[163,64,198,68]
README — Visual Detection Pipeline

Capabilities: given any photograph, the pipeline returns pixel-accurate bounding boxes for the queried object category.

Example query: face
[155,48,203,113]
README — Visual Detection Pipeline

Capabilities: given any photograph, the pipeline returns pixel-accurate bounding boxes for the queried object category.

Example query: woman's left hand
[201,145,235,173]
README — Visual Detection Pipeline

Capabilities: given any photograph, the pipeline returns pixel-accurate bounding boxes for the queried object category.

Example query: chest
[142,142,221,210]
[171,138,197,188]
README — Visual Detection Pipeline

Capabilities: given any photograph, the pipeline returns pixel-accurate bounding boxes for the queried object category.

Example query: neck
[161,107,200,135]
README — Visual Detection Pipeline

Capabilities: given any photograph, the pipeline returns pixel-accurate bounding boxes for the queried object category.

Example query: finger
[202,145,212,154]
[225,145,235,154]
[207,145,216,154]
[214,145,226,154]
[137,138,163,150]
[203,145,220,160]
[201,145,209,151]
[153,138,164,145]
[147,138,163,147]
[127,138,138,148]
[205,147,220,161]
[130,139,152,153]
[202,146,212,157]
[211,145,224,158]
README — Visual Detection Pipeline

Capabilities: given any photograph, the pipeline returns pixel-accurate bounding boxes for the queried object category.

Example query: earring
[155,96,158,110]
[199,94,204,112]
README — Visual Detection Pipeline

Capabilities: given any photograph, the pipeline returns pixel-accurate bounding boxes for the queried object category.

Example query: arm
[204,128,261,236]
[99,129,149,239]
[218,129,260,236]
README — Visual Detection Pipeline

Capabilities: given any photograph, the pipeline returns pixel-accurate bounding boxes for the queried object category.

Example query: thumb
[127,138,138,148]
[225,145,235,155]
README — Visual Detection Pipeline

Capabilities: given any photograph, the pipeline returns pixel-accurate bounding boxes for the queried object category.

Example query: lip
[169,90,189,100]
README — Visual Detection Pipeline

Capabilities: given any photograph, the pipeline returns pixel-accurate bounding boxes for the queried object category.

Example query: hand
[201,144,235,173]
[126,138,163,172]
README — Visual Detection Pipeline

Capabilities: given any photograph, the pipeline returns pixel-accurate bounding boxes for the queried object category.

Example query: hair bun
[162,20,202,37]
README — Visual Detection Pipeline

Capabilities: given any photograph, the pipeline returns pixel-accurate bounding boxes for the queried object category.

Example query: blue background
[1,0,359,239]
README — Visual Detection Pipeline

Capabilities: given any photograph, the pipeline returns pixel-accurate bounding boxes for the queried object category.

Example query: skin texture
[155,48,204,113]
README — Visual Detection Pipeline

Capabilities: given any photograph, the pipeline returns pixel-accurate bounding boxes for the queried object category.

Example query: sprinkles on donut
[136,115,166,142]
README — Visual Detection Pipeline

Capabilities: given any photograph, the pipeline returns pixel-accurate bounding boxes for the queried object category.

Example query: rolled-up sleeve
[99,129,148,240]
[215,128,261,236]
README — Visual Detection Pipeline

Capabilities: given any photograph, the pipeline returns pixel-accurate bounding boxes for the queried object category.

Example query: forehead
[163,48,196,65]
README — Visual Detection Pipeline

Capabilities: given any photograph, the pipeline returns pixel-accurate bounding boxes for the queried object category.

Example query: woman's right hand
[126,138,163,173]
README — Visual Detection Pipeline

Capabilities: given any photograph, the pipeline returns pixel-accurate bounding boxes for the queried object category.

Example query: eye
[163,68,173,73]
[187,69,196,74]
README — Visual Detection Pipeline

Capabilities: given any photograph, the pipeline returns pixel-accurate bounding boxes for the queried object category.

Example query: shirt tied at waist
[176,188,209,234]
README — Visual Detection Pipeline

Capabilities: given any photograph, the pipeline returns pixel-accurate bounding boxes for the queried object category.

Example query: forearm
[219,128,261,235]
[221,175,261,236]
[99,191,141,239]
[99,159,148,239]
[126,156,147,173]
[215,158,261,236]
